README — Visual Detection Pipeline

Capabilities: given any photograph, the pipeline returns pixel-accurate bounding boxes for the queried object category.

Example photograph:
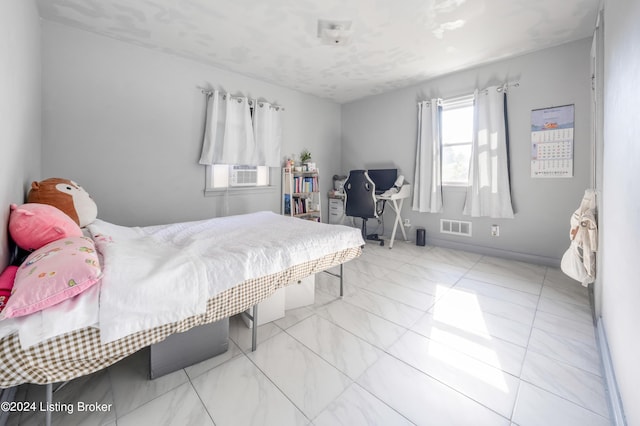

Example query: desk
[377,184,411,249]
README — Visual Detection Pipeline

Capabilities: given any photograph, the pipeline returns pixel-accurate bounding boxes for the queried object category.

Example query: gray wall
[41,21,342,227]
[0,0,42,268]
[601,0,640,423]
[342,39,592,265]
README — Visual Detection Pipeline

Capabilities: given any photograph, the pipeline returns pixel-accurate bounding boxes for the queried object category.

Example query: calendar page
[530,105,574,178]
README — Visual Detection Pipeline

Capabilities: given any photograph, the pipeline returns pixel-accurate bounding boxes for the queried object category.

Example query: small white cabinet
[328,197,345,225]
[243,274,315,328]
[284,275,315,310]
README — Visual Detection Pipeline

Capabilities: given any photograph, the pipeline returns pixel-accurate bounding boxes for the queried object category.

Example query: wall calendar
[530,104,574,178]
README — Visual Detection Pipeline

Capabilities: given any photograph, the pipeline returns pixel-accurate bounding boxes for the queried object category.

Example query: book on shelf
[293,175,319,193]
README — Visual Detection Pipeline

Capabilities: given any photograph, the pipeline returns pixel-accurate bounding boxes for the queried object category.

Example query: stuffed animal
[27,178,97,227]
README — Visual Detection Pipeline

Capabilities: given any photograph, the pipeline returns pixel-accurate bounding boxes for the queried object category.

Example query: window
[207,164,271,190]
[441,97,474,185]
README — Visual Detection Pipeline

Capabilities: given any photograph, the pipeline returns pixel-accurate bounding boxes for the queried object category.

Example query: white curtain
[253,101,283,167]
[412,99,443,213]
[463,87,514,218]
[198,90,220,165]
[199,91,278,166]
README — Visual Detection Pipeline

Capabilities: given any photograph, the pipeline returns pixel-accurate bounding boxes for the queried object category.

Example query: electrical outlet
[491,225,500,237]
[403,219,411,227]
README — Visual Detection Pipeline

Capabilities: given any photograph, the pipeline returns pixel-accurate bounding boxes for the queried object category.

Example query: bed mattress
[0,245,360,388]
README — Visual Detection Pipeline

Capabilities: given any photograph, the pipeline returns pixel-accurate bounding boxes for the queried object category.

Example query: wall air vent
[440,219,472,237]
[229,165,258,187]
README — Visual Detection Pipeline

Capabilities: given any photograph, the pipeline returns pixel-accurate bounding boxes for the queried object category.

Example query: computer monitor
[367,168,398,193]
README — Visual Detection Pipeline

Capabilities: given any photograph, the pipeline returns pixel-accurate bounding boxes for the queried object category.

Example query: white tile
[362,249,415,268]
[474,256,546,284]
[405,255,471,276]
[455,278,540,310]
[532,310,597,346]
[273,305,315,330]
[228,314,283,352]
[286,315,383,380]
[366,240,426,259]
[527,328,602,376]
[384,269,456,296]
[427,297,532,347]
[192,355,307,426]
[540,281,590,307]
[342,287,425,328]
[536,296,593,324]
[464,270,543,295]
[545,267,585,288]
[520,351,609,418]
[409,312,526,377]
[436,286,536,327]
[401,263,464,284]
[19,369,115,426]
[248,332,352,419]
[388,331,519,418]
[118,382,213,426]
[358,354,510,426]
[315,272,359,298]
[355,276,437,310]
[412,246,482,269]
[344,257,392,278]
[315,300,407,349]
[184,339,243,380]
[542,268,591,306]
[108,349,189,418]
[312,286,342,309]
[313,383,413,426]
[512,381,609,426]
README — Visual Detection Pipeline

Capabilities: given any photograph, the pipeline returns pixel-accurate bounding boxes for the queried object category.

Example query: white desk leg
[388,199,403,249]
[397,199,408,241]
[389,199,408,249]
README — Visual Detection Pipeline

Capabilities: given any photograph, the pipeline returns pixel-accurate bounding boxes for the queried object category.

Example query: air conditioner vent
[230,165,258,187]
[440,219,472,237]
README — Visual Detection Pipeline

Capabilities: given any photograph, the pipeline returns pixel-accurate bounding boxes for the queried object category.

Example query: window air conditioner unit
[229,165,258,187]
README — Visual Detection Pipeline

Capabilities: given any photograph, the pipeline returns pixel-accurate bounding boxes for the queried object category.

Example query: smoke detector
[317,19,354,45]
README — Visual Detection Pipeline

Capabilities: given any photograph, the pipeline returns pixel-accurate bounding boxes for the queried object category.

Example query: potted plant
[300,149,315,171]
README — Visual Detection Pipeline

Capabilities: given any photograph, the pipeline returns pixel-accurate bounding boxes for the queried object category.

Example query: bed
[0,211,363,389]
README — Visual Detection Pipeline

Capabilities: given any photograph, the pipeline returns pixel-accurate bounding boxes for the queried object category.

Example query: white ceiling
[36,0,600,103]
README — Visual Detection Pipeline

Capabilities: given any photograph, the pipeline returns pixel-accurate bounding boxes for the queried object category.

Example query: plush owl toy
[27,178,98,227]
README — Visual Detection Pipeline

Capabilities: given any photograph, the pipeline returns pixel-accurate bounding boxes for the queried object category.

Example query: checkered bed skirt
[0,246,361,388]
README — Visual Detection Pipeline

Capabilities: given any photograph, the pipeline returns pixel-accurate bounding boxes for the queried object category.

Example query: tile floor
[6,242,611,425]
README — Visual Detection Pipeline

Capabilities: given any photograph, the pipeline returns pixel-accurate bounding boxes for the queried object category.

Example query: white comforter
[2,212,363,347]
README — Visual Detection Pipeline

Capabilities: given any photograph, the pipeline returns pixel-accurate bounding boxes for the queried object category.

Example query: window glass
[441,102,474,185]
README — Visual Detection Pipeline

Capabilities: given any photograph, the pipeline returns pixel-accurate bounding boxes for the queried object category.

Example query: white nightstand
[328,196,345,224]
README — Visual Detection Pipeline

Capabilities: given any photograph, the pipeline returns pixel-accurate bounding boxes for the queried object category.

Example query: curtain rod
[196,86,284,111]
[419,81,520,106]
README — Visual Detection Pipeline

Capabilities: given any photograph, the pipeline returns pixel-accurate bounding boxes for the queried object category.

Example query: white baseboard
[596,318,627,425]
[423,236,560,267]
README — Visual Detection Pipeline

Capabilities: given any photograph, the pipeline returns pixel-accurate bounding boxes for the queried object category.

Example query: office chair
[344,170,384,246]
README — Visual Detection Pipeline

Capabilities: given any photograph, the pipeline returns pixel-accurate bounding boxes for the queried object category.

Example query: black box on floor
[149,317,229,379]
[416,227,426,246]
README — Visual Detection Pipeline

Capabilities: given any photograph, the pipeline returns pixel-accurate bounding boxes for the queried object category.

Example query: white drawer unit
[242,287,285,328]
[285,274,315,310]
[243,274,316,328]
[328,197,345,224]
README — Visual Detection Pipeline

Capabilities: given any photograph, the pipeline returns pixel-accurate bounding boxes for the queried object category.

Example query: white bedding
[1,211,363,347]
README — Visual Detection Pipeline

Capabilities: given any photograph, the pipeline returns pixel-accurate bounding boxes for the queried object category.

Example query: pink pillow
[1,237,102,318]
[0,266,18,314]
[9,203,83,251]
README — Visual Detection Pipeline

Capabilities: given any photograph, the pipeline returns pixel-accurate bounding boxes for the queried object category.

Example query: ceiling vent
[317,19,354,45]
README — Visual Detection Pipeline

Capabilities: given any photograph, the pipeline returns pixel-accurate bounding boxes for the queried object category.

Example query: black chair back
[344,170,378,219]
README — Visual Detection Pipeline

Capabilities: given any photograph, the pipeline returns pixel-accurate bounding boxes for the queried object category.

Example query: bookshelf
[282,168,322,222]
